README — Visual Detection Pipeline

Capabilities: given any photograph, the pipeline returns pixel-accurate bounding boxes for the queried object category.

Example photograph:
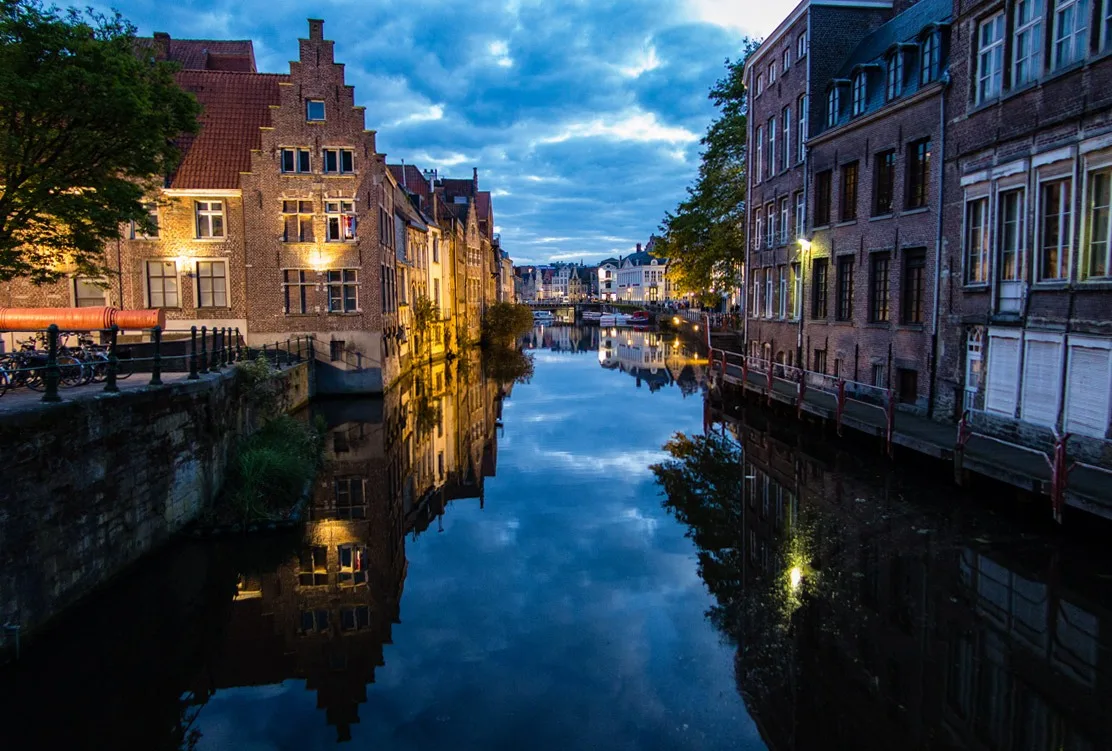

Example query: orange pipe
[0,307,165,331]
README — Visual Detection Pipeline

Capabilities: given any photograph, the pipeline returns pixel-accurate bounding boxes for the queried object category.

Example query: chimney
[153,32,170,61]
[473,167,479,193]
[308,18,324,41]
[636,243,642,253]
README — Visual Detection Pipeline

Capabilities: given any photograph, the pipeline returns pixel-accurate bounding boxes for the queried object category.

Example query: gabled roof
[622,250,666,267]
[170,70,287,190]
[833,0,950,80]
[598,257,619,267]
[139,35,257,72]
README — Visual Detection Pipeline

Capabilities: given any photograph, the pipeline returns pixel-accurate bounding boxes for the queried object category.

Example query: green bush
[224,415,322,525]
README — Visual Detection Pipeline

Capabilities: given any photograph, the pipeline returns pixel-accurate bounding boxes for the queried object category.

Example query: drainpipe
[927,70,950,418]
[797,10,813,369]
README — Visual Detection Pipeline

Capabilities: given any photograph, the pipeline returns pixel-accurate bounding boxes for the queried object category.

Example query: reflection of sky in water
[197,348,764,751]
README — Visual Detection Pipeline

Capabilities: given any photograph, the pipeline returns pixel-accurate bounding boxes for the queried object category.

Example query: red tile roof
[170,70,287,190]
[138,36,257,71]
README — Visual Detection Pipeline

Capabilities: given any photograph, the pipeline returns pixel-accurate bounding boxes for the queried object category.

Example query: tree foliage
[480,301,534,346]
[653,45,757,296]
[0,1,201,283]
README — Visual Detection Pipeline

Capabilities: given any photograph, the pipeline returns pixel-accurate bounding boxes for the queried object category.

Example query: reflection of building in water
[191,355,506,742]
[597,328,707,394]
[676,404,1112,751]
[521,325,598,354]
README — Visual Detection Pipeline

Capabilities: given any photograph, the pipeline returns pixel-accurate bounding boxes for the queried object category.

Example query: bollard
[149,325,163,386]
[200,326,209,374]
[188,326,199,379]
[41,324,62,403]
[103,325,119,393]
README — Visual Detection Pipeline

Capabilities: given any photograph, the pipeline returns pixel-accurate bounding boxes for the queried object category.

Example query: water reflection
[653,403,1112,750]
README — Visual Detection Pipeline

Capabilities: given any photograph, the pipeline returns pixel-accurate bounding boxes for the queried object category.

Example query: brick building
[0,19,513,392]
[937,0,1112,459]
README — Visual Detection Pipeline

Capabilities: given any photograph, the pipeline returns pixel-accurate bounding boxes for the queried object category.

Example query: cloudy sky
[109,0,794,265]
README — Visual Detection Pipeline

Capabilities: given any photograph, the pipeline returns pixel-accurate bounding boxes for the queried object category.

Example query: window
[74,277,107,307]
[130,202,159,239]
[768,116,777,177]
[298,547,328,586]
[146,261,178,308]
[1104,0,1112,50]
[765,268,774,318]
[768,62,777,84]
[872,363,887,388]
[783,48,791,72]
[323,148,354,174]
[920,32,939,85]
[874,149,896,215]
[1087,169,1111,277]
[325,200,356,241]
[977,13,1005,102]
[306,99,325,121]
[1064,338,1112,437]
[195,200,224,239]
[901,249,927,324]
[814,348,828,373]
[283,269,311,314]
[827,87,840,127]
[326,269,358,312]
[755,73,763,96]
[1013,0,1045,87]
[434,277,441,308]
[852,72,867,116]
[782,106,791,172]
[798,31,808,59]
[887,52,904,101]
[780,197,790,245]
[195,260,227,307]
[794,191,805,237]
[432,237,440,263]
[965,197,990,284]
[1053,0,1090,69]
[999,189,1026,281]
[968,328,989,411]
[755,125,763,181]
[338,544,368,585]
[816,170,832,226]
[766,202,776,248]
[906,139,931,209]
[869,252,890,322]
[754,209,763,251]
[791,262,802,319]
[778,265,788,318]
[752,271,762,316]
[841,161,859,221]
[280,148,311,173]
[282,200,314,242]
[812,258,828,318]
[1039,178,1071,280]
[836,255,854,321]
[1021,334,1064,426]
[797,95,807,163]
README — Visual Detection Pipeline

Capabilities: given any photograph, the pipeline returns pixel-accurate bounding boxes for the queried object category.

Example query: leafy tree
[480,301,534,346]
[654,45,757,296]
[0,1,201,283]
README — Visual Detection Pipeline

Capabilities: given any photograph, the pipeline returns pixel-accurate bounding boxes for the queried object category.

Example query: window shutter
[1020,338,1063,427]
[1064,344,1112,438]
[985,334,1020,415]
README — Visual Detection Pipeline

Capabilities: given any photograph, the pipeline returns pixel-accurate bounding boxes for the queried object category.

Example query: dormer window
[306,99,326,122]
[885,51,903,101]
[920,31,939,84]
[827,87,840,127]
[852,72,867,116]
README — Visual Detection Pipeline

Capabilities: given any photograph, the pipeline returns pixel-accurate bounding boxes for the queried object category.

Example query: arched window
[886,51,903,100]
[852,72,867,116]
[827,87,840,127]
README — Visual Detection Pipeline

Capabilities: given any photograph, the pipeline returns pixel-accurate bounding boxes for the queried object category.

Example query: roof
[170,70,286,190]
[834,0,950,80]
[599,257,619,267]
[476,191,491,221]
[440,178,474,199]
[743,0,894,75]
[139,35,257,72]
[387,164,431,197]
[622,250,667,267]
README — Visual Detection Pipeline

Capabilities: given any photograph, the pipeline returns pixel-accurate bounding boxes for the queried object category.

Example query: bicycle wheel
[115,354,134,380]
[57,355,84,388]
[0,365,9,396]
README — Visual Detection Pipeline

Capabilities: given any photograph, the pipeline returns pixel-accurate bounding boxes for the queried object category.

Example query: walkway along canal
[1,326,1109,749]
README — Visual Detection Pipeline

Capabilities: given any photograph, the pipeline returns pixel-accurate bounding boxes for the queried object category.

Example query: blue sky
[109,0,793,265]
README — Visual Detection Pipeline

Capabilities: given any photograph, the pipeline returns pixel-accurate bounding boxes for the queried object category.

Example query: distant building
[617,243,671,303]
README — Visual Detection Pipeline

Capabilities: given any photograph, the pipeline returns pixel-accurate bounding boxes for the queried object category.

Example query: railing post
[149,326,163,386]
[188,326,199,379]
[307,334,315,361]
[276,341,281,367]
[221,327,229,368]
[719,350,726,379]
[954,410,971,485]
[741,357,748,386]
[767,359,774,407]
[41,324,62,403]
[103,325,119,393]
[212,327,222,370]
[1050,433,1073,525]
[234,327,242,362]
[199,326,209,374]
[886,388,896,458]
[797,371,806,420]
[836,378,846,437]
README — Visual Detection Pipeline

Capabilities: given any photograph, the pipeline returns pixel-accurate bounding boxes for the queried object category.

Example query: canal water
[1,326,1110,750]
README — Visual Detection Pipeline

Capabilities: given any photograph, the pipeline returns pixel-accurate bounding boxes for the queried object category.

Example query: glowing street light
[789,566,803,591]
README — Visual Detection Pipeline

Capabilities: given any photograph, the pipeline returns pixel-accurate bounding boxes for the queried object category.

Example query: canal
[1,326,1110,749]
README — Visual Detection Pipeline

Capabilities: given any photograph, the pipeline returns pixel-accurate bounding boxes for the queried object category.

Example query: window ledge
[1075,279,1112,290]
[193,238,228,243]
[809,318,828,325]
[902,207,929,216]
[962,283,990,292]
[1032,281,1070,289]
[896,323,926,332]
[865,322,892,329]
[327,312,363,317]
[830,320,855,327]
[835,219,858,227]
[869,213,894,222]
[813,224,832,232]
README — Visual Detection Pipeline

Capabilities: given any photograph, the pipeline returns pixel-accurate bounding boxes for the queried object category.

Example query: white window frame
[322,148,354,175]
[965,327,984,411]
[791,262,802,319]
[798,32,807,59]
[964,195,991,285]
[778,265,788,318]
[765,268,774,318]
[1052,0,1090,69]
[782,47,791,72]
[145,260,179,308]
[755,209,763,251]
[1013,0,1045,88]
[977,13,1005,103]
[1084,166,1112,279]
[755,73,763,96]
[997,187,1027,282]
[73,276,109,308]
[795,191,805,238]
[755,125,763,182]
[852,72,867,116]
[326,269,359,313]
[195,259,228,308]
[1037,174,1073,282]
[780,197,790,245]
[280,147,312,174]
[798,95,806,163]
[782,105,791,173]
[325,200,357,242]
[886,51,903,101]
[766,202,776,248]
[195,200,225,239]
[827,87,840,127]
[306,99,326,121]
[768,61,777,84]
[130,202,159,240]
[768,116,777,176]
[752,272,762,316]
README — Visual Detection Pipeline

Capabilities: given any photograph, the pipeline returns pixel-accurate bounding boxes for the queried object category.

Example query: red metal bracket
[796,371,806,420]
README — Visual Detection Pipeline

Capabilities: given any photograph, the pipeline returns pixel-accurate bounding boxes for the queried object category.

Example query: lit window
[306,99,325,121]
[1013,0,1045,87]
[1039,178,1072,281]
[146,261,178,308]
[195,260,227,308]
[195,200,224,239]
[325,200,356,241]
[977,13,1005,102]
[1087,169,1111,278]
[964,197,990,284]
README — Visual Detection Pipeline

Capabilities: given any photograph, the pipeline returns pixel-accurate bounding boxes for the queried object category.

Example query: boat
[630,311,652,323]
[599,313,633,327]
[581,311,603,321]
[533,310,555,323]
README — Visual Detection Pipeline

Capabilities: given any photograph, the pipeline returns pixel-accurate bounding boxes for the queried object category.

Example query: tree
[480,301,534,346]
[0,1,201,283]
[654,46,757,296]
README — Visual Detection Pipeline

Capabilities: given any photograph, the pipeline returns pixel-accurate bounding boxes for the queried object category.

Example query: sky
[107,0,795,265]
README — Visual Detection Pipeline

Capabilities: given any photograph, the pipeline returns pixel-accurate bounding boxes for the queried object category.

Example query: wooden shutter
[985,332,1020,415]
[1021,336,1063,427]
[1064,341,1112,438]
